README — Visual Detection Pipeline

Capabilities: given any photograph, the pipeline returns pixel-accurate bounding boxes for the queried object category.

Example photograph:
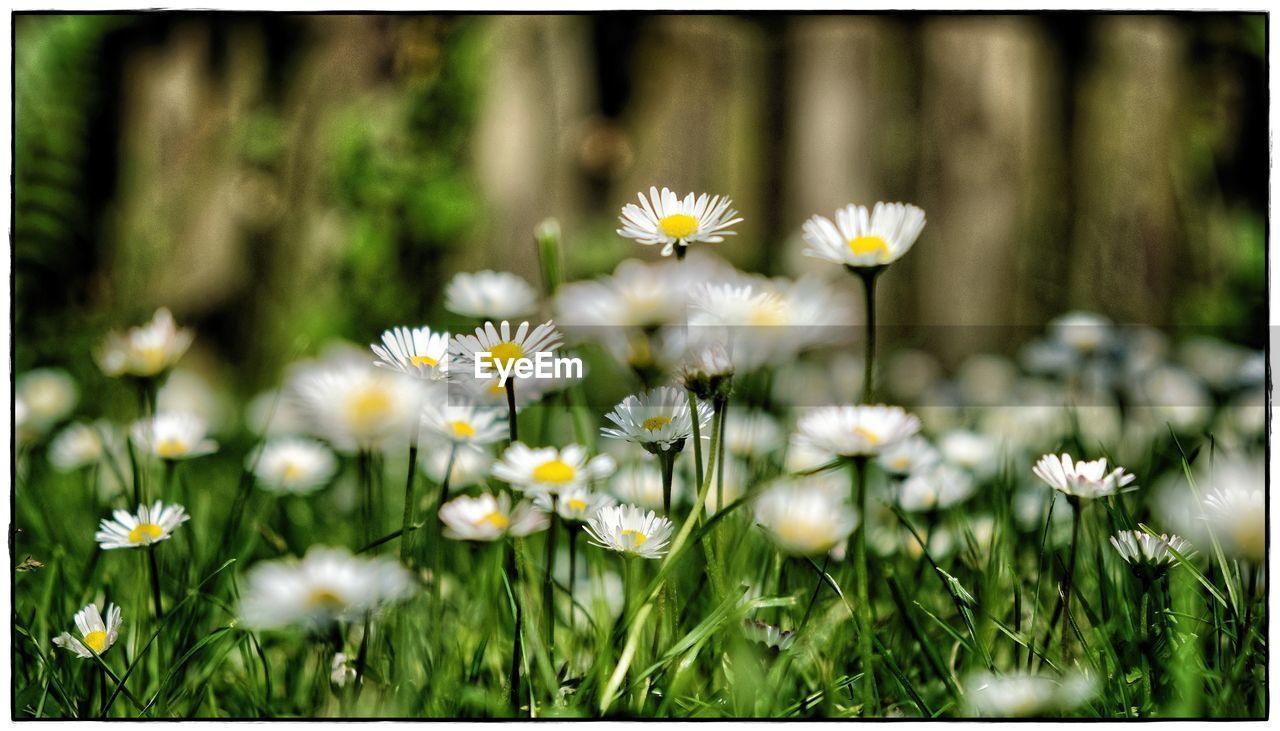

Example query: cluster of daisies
[19,186,1264,720]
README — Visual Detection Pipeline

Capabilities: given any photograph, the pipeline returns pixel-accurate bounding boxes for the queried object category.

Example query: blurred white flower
[939,429,1003,479]
[97,308,194,378]
[1129,364,1212,434]
[534,487,616,524]
[800,201,926,268]
[16,368,78,432]
[492,443,615,497]
[48,421,108,472]
[794,405,921,458]
[616,186,742,257]
[290,361,422,453]
[444,270,538,320]
[584,504,675,559]
[330,653,357,687]
[249,437,338,495]
[238,546,414,630]
[1198,456,1264,563]
[419,441,492,489]
[876,436,941,477]
[754,476,857,556]
[899,463,977,511]
[439,492,548,542]
[157,369,234,435]
[52,602,122,658]
[130,412,218,461]
[1032,453,1136,500]
[95,501,189,550]
[1048,311,1112,356]
[724,409,783,459]
[609,459,686,512]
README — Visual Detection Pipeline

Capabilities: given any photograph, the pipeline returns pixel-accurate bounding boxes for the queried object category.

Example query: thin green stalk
[146,546,163,621]
[659,450,675,516]
[505,381,519,444]
[506,540,523,714]
[1062,496,1082,661]
[399,419,421,563]
[851,456,877,714]
[686,392,704,501]
[798,554,830,634]
[852,266,883,404]
[543,503,558,656]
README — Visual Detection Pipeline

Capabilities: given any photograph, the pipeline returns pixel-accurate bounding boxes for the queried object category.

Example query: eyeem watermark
[475,351,583,386]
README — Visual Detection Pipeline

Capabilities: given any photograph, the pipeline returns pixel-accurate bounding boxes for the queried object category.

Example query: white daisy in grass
[451,320,563,388]
[1032,453,1136,500]
[617,186,742,257]
[1198,456,1264,562]
[584,504,675,559]
[290,361,421,453]
[939,429,1003,479]
[52,602,122,658]
[249,437,338,495]
[609,460,687,512]
[963,670,1096,717]
[723,409,782,459]
[439,492,548,542]
[801,201,925,268]
[876,436,941,477]
[330,653,357,688]
[131,412,218,461]
[754,476,858,557]
[95,501,189,550]
[444,270,539,320]
[1110,530,1193,568]
[743,619,796,652]
[794,405,921,459]
[492,443,615,496]
[238,546,414,630]
[48,421,108,472]
[16,368,78,431]
[898,463,977,512]
[420,401,506,447]
[601,386,712,455]
[419,441,492,489]
[97,308,194,378]
[1048,311,1113,356]
[371,325,451,381]
[534,487,616,524]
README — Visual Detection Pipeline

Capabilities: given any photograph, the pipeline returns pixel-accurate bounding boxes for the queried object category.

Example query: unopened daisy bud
[130,412,218,461]
[801,202,925,269]
[601,386,711,455]
[1032,453,1136,500]
[1110,530,1192,578]
[678,344,734,401]
[584,504,674,559]
[439,492,548,542]
[617,186,742,258]
[96,308,194,378]
[52,602,122,658]
[535,218,564,297]
[95,501,189,550]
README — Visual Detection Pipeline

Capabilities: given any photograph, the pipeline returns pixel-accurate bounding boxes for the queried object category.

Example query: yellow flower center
[282,463,303,481]
[566,498,588,513]
[749,302,788,326]
[450,421,477,439]
[307,588,346,609]
[136,346,167,375]
[893,457,911,471]
[658,213,698,239]
[348,388,392,429]
[776,518,828,551]
[533,459,576,484]
[479,511,510,530]
[642,416,672,432]
[622,529,648,547]
[128,523,164,545]
[847,235,889,258]
[155,439,188,458]
[853,426,881,445]
[488,342,524,369]
[410,354,439,368]
[83,630,108,654]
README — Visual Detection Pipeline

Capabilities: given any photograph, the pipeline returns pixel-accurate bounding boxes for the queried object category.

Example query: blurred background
[13,12,1267,402]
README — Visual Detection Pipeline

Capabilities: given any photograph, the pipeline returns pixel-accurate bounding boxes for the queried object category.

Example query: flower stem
[567,526,579,626]
[505,381,519,444]
[659,450,675,516]
[1062,496,1082,661]
[851,456,877,714]
[147,545,164,621]
[798,553,830,634]
[686,391,704,496]
[506,541,523,714]
[399,422,421,564]
[853,266,883,404]
[543,502,558,657]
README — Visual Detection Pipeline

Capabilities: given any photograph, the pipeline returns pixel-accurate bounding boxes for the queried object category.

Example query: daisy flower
[238,546,414,630]
[743,619,796,652]
[584,504,675,559]
[451,320,563,388]
[290,361,422,453]
[609,460,687,512]
[419,441,492,489]
[130,412,218,461]
[534,487,616,524]
[52,603,123,658]
[939,429,1003,479]
[1198,456,1264,562]
[1032,453,1137,500]
[16,368,78,431]
[48,421,108,472]
[439,492,549,542]
[724,409,783,459]
[1110,530,1192,568]
[492,443,615,496]
[898,464,977,512]
[96,308,194,378]
[95,501,189,550]
[371,325,451,381]
[876,435,941,477]
[444,270,539,320]
[601,386,712,454]
[1048,311,1113,355]
[249,437,338,495]
[793,405,921,458]
[801,202,925,268]
[617,186,742,257]
[963,670,1096,718]
[330,653,357,688]
[754,477,858,556]
[420,402,506,447]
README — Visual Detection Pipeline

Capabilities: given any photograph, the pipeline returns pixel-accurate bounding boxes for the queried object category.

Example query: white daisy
[609,459,687,512]
[939,429,1003,479]
[801,201,925,268]
[130,412,218,461]
[444,270,539,320]
[419,441,492,489]
[439,492,548,542]
[48,421,108,472]
[963,670,1096,718]
[876,436,941,477]
[249,437,338,495]
[617,186,742,257]
[1110,530,1192,567]
[534,487,616,524]
[52,602,123,658]
[1048,311,1113,355]
[724,409,783,458]
[97,308,194,378]
[898,463,977,512]
[1198,456,1264,562]
[793,405,921,458]
[371,325,451,381]
[601,386,712,454]
[1032,453,1137,500]
[330,652,357,688]
[584,504,675,559]
[754,477,858,556]
[16,368,78,431]
[157,370,232,435]
[492,443,615,496]
[451,320,563,388]
[420,402,506,447]
[289,361,422,453]
[95,501,190,550]
[743,619,796,652]
[237,546,414,630]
